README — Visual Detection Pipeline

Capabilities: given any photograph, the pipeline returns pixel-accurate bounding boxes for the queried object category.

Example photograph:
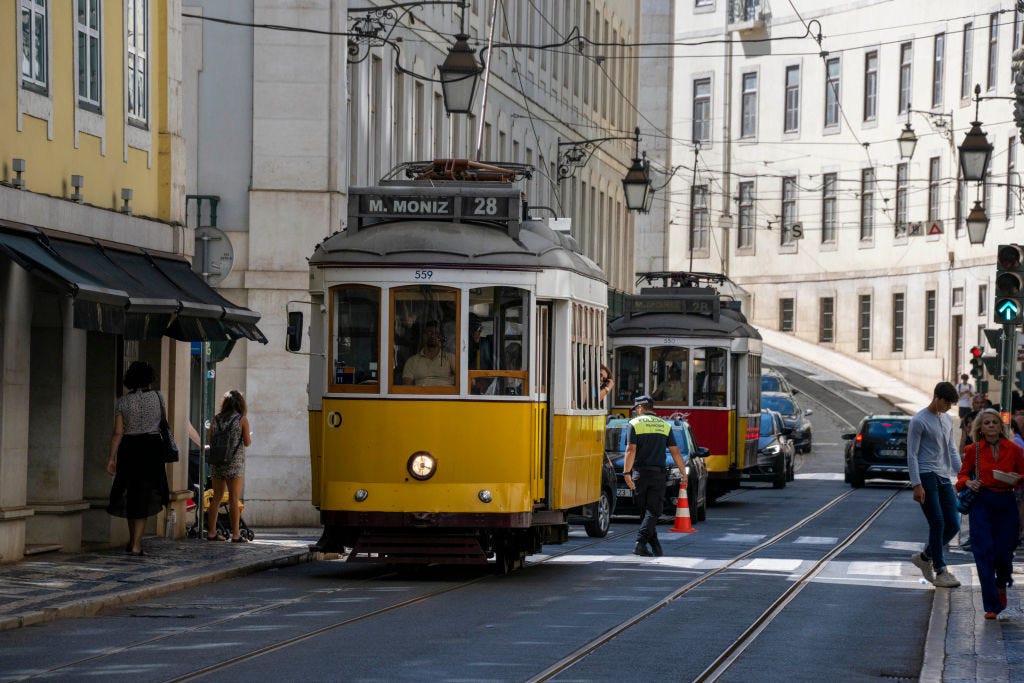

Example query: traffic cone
[668,485,697,533]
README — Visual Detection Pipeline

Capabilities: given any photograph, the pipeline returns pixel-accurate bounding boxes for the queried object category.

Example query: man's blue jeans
[919,471,960,572]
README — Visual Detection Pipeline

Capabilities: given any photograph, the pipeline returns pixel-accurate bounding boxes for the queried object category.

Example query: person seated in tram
[402,320,455,386]
[469,319,493,370]
[653,366,686,403]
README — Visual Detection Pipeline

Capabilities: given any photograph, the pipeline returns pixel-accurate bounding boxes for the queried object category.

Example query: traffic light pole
[1001,323,1018,421]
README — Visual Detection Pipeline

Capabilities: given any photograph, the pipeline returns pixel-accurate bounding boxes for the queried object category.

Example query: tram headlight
[354,489,368,502]
[407,451,437,480]
[478,490,493,503]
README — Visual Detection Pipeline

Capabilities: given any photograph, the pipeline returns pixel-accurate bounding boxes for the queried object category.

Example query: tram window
[693,347,728,407]
[569,302,605,410]
[614,347,645,406]
[468,286,530,396]
[651,346,689,405]
[329,285,380,392]
[391,286,459,393]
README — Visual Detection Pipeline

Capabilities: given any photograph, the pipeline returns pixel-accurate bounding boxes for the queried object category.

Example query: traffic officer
[623,395,687,556]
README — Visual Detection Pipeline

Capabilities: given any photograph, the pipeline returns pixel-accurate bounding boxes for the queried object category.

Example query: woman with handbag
[106,361,170,556]
[957,408,1024,619]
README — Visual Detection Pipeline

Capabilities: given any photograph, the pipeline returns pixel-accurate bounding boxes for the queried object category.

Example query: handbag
[956,452,979,515]
[156,391,179,463]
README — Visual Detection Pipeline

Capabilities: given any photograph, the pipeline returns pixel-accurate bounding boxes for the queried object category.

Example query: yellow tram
[297,161,608,571]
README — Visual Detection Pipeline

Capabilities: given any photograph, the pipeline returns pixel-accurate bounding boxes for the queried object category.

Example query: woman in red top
[957,408,1024,619]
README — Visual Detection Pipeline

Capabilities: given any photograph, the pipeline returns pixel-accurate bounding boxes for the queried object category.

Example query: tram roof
[311,184,605,281]
[608,289,761,341]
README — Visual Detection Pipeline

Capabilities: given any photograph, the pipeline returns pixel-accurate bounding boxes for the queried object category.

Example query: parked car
[604,417,709,522]
[747,409,795,488]
[567,451,618,537]
[761,367,798,396]
[842,414,911,488]
[761,391,813,453]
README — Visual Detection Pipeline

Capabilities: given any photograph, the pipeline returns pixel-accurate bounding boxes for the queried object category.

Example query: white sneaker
[911,552,935,583]
[934,570,961,588]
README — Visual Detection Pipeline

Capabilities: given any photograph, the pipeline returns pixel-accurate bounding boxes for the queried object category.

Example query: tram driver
[402,320,455,386]
[653,366,686,403]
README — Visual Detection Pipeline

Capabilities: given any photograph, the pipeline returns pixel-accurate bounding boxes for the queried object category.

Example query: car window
[761,375,781,392]
[670,425,690,456]
[760,412,774,436]
[865,419,908,439]
[605,425,626,451]
[762,394,795,415]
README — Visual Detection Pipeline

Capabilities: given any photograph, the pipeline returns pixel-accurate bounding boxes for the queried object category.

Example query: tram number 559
[414,270,433,280]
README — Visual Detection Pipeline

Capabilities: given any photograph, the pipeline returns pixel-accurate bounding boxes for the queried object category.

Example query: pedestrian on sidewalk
[909,381,963,588]
[205,390,252,543]
[956,374,974,420]
[105,360,170,556]
[622,395,686,557]
[957,409,1024,619]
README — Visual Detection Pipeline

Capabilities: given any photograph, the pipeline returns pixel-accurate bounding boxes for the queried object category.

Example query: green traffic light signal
[995,245,1024,324]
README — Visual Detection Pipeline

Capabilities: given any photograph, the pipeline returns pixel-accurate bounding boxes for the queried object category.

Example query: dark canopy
[0,225,267,344]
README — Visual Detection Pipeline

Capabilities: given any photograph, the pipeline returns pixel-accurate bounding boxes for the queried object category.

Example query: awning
[0,226,268,344]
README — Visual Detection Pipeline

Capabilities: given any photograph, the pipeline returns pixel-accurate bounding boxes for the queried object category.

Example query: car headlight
[763,444,781,455]
[669,466,682,481]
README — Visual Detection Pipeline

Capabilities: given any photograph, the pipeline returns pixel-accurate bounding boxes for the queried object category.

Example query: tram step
[348,533,489,564]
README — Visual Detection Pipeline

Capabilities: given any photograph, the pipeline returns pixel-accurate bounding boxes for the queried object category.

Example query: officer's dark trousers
[969,488,1020,614]
[634,467,667,543]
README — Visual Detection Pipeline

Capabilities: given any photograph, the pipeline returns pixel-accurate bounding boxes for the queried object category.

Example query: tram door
[533,302,553,505]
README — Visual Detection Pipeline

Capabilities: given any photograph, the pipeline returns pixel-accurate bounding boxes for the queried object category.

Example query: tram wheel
[494,536,524,575]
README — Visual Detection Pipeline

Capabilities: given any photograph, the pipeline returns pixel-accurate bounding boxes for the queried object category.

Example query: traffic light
[994,244,1024,324]
[970,346,984,380]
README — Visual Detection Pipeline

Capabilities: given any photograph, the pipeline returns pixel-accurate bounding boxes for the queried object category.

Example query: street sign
[997,298,1022,323]
[927,220,943,235]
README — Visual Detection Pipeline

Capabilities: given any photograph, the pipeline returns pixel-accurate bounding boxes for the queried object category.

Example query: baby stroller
[185,482,255,541]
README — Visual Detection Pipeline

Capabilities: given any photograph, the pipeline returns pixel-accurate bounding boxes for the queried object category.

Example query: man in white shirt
[956,373,973,420]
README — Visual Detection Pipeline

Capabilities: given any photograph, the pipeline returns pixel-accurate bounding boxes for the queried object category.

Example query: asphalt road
[0,350,942,682]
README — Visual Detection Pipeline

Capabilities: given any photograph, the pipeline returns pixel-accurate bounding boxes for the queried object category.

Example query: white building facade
[640,0,1024,393]
[183,0,642,525]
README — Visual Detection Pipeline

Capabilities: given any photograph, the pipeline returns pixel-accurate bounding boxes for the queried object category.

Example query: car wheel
[787,456,795,482]
[850,471,865,488]
[695,484,707,522]
[772,454,787,489]
[584,490,612,538]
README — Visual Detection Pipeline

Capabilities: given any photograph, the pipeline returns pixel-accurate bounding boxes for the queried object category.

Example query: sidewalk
[0,528,321,632]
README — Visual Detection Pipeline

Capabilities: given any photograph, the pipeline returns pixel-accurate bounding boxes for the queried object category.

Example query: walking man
[623,395,687,557]
[909,381,963,588]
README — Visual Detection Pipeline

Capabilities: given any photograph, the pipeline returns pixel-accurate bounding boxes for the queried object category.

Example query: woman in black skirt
[106,361,170,555]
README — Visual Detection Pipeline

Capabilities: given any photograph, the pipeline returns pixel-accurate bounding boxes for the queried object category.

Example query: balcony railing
[728,0,768,34]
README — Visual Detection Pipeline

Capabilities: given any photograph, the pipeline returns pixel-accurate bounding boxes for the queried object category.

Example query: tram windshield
[392,285,459,392]
[651,346,689,405]
[468,286,530,396]
[612,345,729,408]
[330,285,381,390]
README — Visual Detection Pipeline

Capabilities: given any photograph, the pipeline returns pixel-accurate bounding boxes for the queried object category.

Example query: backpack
[208,413,241,466]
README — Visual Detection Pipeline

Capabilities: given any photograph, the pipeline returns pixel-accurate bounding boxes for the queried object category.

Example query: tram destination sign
[627,294,720,318]
[357,193,518,222]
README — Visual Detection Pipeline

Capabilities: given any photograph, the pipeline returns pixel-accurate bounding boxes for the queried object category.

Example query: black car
[842,414,911,488]
[761,368,798,396]
[747,409,795,488]
[761,391,813,453]
[567,452,618,537]
[605,418,709,522]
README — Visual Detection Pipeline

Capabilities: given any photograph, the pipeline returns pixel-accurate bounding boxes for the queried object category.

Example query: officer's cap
[633,395,654,409]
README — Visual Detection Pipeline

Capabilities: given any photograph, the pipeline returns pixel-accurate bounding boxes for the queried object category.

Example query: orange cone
[668,485,697,533]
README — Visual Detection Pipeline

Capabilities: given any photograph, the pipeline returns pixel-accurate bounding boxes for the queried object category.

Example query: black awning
[0,227,267,344]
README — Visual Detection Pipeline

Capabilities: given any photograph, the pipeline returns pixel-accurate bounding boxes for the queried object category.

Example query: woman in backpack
[106,360,170,556]
[206,390,252,542]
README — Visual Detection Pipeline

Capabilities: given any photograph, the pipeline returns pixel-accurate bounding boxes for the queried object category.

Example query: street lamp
[895,103,953,160]
[558,127,652,213]
[897,123,917,160]
[958,85,995,182]
[438,33,482,115]
[966,200,990,245]
[621,155,652,213]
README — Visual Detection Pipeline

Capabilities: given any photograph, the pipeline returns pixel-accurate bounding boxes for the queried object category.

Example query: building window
[988,14,999,90]
[892,293,905,353]
[895,163,908,236]
[860,168,875,241]
[819,297,834,343]
[1016,7,1023,53]
[779,298,794,332]
[898,42,912,114]
[738,181,754,248]
[821,172,837,243]
[932,33,945,107]
[1009,137,1017,220]
[858,295,871,353]
[691,185,709,251]
[21,0,48,91]
[76,0,102,109]
[863,51,877,121]
[952,287,964,307]
[126,0,148,124]
[928,157,941,221]
[740,72,757,138]
[784,65,800,132]
[824,58,840,128]
[962,23,973,99]
[925,290,936,351]
[693,77,711,143]
[781,177,797,245]
[979,284,988,316]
